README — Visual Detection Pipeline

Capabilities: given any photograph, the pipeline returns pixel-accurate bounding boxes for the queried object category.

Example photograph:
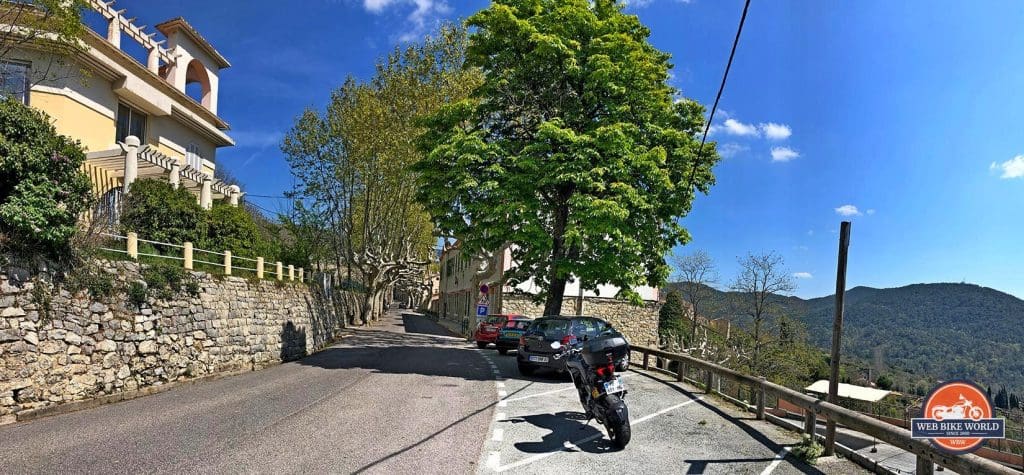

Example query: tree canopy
[416,0,719,315]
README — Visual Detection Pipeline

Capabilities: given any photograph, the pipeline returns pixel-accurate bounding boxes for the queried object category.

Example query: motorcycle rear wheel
[603,395,631,449]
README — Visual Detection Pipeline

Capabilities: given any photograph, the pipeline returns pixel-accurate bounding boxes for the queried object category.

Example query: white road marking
[498,390,507,398]
[632,396,705,424]
[502,386,574,403]
[495,412,506,421]
[496,382,505,388]
[758,447,791,475]
[498,400,507,407]
[486,451,501,470]
[492,428,504,442]
[494,395,705,473]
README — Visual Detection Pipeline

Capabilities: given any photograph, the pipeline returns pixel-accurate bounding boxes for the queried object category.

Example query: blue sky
[110,1,1024,299]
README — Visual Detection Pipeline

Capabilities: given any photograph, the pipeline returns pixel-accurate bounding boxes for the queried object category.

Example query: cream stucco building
[1,0,240,217]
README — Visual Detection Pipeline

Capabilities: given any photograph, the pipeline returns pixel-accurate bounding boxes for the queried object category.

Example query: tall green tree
[416,0,719,316]
[658,290,687,337]
[283,24,480,324]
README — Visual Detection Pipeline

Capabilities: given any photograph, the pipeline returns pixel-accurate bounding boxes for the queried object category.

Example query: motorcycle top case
[581,335,630,366]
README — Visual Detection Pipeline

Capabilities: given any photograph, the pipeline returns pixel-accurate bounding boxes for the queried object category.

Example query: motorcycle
[931,394,985,421]
[551,335,632,449]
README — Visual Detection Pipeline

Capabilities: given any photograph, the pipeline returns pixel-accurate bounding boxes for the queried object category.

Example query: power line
[245,193,289,199]
[687,0,752,188]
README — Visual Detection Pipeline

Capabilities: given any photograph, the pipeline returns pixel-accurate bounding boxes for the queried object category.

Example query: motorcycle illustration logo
[911,380,1005,454]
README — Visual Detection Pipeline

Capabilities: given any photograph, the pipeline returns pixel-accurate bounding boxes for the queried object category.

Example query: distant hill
[665,282,1024,394]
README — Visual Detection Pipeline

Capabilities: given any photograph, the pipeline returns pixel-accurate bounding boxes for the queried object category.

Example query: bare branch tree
[731,251,796,374]
[1,1,88,88]
[672,249,719,347]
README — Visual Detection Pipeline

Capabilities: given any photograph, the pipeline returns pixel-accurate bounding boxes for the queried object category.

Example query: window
[0,61,30,104]
[115,103,147,143]
[186,143,202,170]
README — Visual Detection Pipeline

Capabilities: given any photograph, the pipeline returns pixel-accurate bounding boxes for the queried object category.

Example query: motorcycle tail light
[560,335,575,345]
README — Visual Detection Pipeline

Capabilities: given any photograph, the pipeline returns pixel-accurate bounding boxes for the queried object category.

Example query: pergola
[85,136,241,208]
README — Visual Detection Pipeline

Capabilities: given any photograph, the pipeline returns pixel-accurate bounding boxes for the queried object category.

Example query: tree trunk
[543,276,567,316]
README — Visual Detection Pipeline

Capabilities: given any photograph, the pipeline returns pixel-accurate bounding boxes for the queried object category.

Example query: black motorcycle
[552,335,632,449]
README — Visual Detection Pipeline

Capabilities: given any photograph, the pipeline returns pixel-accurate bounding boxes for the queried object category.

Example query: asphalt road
[0,312,495,474]
[474,345,865,474]
[0,310,866,474]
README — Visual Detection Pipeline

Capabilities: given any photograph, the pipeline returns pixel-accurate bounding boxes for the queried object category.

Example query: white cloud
[866,209,876,215]
[770,146,800,162]
[361,0,451,42]
[834,204,862,216]
[230,130,284,149]
[722,118,760,137]
[793,272,813,279]
[759,122,792,140]
[991,155,1024,179]
[718,143,749,159]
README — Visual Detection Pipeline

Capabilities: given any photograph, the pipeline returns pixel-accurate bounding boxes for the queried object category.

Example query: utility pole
[824,221,851,455]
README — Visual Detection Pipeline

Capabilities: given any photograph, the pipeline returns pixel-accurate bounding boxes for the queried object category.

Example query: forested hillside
[674,282,1024,395]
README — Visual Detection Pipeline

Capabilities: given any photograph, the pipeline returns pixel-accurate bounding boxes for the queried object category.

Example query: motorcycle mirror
[550,341,562,350]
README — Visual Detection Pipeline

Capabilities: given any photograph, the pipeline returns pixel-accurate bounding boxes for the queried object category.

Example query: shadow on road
[511,411,619,454]
[632,371,825,475]
[292,327,496,381]
[399,313,458,337]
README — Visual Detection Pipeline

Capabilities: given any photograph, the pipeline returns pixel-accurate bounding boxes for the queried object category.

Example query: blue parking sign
[476,305,488,317]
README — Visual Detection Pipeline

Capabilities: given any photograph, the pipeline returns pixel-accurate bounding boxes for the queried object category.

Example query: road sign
[480,284,489,294]
[476,304,488,317]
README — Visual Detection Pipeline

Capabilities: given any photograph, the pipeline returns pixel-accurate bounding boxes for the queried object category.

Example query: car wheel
[616,354,630,372]
[518,361,535,376]
[477,341,488,349]
[498,348,508,355]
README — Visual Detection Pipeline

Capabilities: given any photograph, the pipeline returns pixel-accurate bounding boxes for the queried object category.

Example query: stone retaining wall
[0,260,342,423]
[502,295,659,346]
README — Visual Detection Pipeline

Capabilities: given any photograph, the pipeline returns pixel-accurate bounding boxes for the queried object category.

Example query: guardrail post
[288,265,295,281]
[705,369,715,395]
[803,410,817,438]
[276,262,283,281]
[256,257,264,279]
[642,351,649,370]
[183,242,193,270]
[223,250,232,276]
[916,455,935,475]
[127,232,138,259]
[756,378,766,420]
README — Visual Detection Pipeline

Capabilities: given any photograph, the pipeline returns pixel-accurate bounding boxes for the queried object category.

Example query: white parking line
[486,451,501,470]
[492,428,504,442]
[498,390,507,398]
[494,395,706,473]
[495,412,506,421]
[759,447,791,475]
[502,386,574,403]
[496,382,505,388]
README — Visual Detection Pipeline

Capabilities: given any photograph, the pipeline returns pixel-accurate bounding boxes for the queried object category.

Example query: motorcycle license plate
[603,378,625,395]
[529,355,549,363]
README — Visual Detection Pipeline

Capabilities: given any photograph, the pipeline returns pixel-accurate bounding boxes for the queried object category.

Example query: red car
[473,314,522,348]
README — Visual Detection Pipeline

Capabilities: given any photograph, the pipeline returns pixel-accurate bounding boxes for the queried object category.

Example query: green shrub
[203,202,269,258]
[67,264,115,300]
[790,435,824,464]
[0,98,92,256]
[127,281,147,308]
[141,261,198,300]
[120,179,206,246]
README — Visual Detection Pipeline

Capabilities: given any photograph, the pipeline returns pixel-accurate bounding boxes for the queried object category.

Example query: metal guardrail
[630,345,1018,475]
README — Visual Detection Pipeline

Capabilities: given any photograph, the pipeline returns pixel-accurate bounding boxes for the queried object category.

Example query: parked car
[494,316,534,355]
[473,314,523,348]
[516,316,630,376]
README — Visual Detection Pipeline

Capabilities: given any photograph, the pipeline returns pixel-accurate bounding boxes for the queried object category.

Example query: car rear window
[530,319,570,338]
[505,320,531,330]
[485,316,505,324]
